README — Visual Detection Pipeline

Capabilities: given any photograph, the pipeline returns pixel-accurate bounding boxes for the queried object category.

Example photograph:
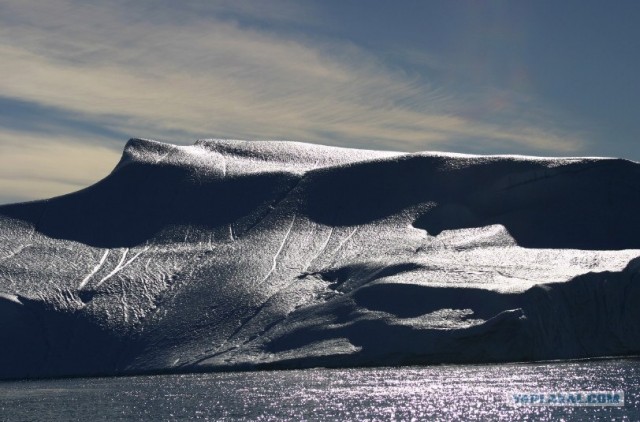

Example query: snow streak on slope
[0,138,639,379]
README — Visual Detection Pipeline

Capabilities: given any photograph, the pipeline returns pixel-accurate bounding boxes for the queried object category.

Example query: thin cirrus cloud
[0,130,121,204]
[0,0,587,204]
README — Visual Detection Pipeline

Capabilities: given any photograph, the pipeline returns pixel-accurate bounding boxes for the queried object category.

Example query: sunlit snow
[1,138,639,379]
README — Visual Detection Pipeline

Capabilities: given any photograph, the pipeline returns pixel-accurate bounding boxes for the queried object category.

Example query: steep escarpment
[0,138,638,379]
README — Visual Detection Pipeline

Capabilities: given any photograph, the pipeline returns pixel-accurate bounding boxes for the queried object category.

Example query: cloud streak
[0,130,121,203]
[0,0,589,203]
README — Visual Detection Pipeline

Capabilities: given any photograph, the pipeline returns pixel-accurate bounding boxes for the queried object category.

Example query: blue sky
[1,0,639,204]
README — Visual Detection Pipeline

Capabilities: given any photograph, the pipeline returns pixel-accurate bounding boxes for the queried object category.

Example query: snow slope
[1,138,639,379]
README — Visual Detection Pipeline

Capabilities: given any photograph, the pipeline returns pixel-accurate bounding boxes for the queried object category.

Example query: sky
[1,0,639,204]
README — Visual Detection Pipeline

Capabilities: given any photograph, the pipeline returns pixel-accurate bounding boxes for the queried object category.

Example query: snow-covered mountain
[1,138,639,380]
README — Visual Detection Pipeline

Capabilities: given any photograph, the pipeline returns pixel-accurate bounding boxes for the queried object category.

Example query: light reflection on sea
[1,359,638,421]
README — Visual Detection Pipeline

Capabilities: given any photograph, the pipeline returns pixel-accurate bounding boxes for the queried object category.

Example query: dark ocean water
[1,359,638,421]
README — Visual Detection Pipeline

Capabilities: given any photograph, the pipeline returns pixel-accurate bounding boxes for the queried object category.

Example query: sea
[1,359,638,421]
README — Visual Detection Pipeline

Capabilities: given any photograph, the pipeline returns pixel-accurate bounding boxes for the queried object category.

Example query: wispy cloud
[0,0,589,203]
[0,130,121,203]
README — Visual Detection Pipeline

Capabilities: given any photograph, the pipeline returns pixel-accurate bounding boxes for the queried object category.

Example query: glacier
[1,138,639,380]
